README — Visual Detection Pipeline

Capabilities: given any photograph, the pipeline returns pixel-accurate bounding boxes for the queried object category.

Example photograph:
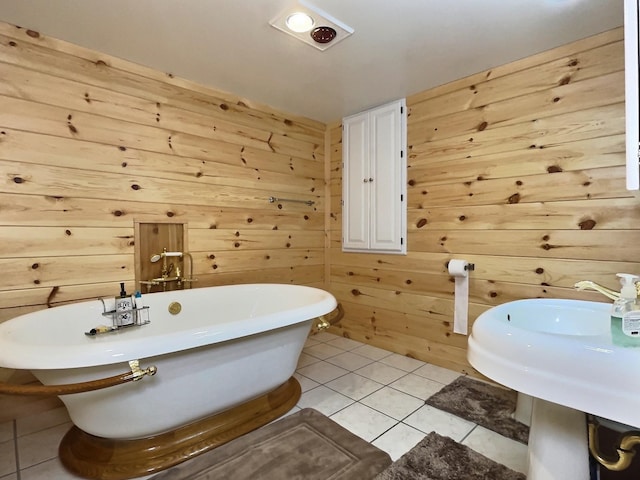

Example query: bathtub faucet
[151,248,183,279]
[147,248,197,291]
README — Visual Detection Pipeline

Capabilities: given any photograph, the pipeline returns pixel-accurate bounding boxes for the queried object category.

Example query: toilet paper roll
[448,259,470,335]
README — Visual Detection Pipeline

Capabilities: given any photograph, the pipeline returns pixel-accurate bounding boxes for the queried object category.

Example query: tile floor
[0,332,528,479]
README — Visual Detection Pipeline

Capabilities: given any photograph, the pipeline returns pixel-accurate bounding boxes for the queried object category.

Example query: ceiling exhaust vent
[269,0,354,51]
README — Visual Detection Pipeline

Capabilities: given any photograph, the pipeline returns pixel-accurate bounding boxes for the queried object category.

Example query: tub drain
[168,302,182,315]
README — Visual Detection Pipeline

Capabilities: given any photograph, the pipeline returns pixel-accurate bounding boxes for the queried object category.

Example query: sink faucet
[574,281,620,301]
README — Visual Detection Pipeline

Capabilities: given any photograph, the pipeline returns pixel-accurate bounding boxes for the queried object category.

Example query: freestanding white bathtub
[0,283,337,440]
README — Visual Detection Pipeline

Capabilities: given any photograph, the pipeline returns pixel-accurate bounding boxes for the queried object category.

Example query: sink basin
[468,298,640,428]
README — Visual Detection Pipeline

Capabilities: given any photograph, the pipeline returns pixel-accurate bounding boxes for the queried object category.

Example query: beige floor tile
[296,352,320,368]
[325,351,373,371]
[303,342,345,360]
[311,332,340,343]
[325,336,364,351]
[17,422,72,470]
[304,337,321,348]
[0,439,16,477]
[413,363,461,384]
[351,344,393,361]
[297,385,354,416]
[0,422,13,444]
[389,373,445,400]
[330,403,397,442]
[326,373,384,400]
[19,457,154,480]
[462,425,528,474]
[380,353,426,372]
[372,423,427,461]
[360,386,424,420]
[296,360,349,384]
[293,372,319,392]
[16,407,71,437]
[404,405,475,442]
[355,363,406,385]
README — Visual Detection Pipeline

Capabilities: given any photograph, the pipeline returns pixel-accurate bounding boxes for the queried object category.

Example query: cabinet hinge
[400,150,404,158]
[401,237,404,245]
[400,106,404,114]
[400,194,404,201]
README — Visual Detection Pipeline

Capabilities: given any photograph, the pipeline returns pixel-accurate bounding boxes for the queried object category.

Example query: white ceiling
[0,0,624,122]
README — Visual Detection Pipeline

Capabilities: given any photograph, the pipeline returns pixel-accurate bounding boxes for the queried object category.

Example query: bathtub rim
[0,283,337,370]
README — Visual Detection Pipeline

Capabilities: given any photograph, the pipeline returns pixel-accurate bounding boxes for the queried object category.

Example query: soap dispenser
[611,273,640,347]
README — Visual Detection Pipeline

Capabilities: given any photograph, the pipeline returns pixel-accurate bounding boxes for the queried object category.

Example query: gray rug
[149,408,392,479]
[426,376,530,444]
[375,431,526,480]
[149,406,526,480]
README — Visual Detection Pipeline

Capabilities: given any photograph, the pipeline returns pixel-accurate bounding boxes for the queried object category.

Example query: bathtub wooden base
[58,376,301,480]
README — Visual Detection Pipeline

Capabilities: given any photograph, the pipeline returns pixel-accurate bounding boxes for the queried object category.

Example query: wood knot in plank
[578,219,596,230]
[559,75,571,86]
[67,114,78,134]
[507,193,521,204]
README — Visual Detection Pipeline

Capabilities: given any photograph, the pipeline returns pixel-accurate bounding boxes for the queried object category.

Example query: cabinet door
[625,0,640,189]
[342,98,406,254]
[342,112,370,250]
[370,101,404,252]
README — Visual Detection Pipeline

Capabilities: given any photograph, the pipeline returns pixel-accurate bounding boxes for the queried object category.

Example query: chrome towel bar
[268,196,315,206]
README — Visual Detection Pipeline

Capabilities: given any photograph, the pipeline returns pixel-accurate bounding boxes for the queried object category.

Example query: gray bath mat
[149,408,392,479]
[375,431,526,480]
[425,375,529,444]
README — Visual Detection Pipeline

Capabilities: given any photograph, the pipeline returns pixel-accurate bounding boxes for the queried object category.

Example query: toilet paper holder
[464,263,475,271]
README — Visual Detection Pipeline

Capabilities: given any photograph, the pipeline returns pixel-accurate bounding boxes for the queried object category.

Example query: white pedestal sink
[468,298,640,480]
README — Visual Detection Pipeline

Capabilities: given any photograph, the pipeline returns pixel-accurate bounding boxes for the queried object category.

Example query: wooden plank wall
[328,27,640,375]
[0,21,326,405]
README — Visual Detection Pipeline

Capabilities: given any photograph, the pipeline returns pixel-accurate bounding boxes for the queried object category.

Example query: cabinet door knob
[369,178,374,182]
[363,178,368,183]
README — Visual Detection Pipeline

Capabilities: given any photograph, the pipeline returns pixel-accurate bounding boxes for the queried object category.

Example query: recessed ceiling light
[270,0,354,51]
[286,12,314,33]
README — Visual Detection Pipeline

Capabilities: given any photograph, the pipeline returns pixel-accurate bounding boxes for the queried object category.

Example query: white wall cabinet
[342,98,407,254]
[625,0,640,190]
